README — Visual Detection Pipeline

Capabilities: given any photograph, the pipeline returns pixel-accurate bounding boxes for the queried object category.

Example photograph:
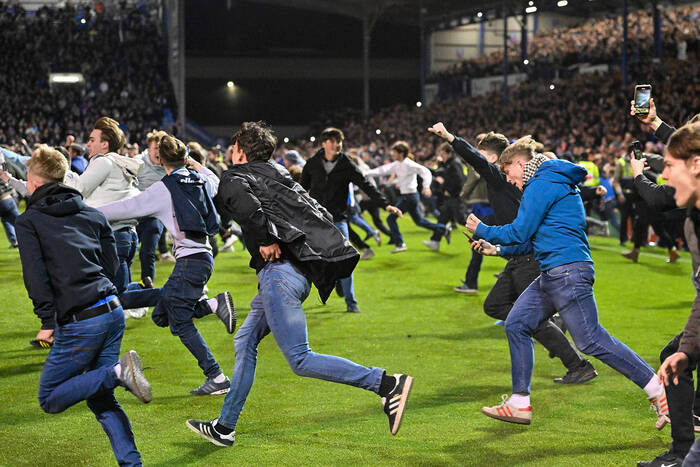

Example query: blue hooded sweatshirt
[475,159,593,271]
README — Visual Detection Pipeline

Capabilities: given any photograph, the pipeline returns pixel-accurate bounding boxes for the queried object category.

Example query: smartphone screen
[634,85,651,114]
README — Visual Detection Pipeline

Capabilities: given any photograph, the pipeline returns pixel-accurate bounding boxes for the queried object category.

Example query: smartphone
[0,162,6,172]
[633,84,651,116]
[629,140,644,159]
[462,231,476,243]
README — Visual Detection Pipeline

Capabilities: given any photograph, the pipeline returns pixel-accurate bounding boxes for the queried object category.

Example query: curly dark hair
[230,121,277,162]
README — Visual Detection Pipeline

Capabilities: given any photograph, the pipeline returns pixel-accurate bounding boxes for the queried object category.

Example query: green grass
[0,217,692,466]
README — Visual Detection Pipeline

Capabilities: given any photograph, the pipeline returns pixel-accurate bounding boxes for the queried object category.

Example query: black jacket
[300,149,388,222]
[15,183,118,329]
[451,136,520,225]
[433,155,467,197]
[216,161,359,303]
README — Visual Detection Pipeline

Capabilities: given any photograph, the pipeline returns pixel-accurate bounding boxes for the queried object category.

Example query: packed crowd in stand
[428,4,700,82]
[0,1,171,148]
[2,3,700,467]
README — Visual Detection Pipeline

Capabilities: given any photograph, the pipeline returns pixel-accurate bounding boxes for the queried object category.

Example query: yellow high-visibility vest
[579,160,600,186]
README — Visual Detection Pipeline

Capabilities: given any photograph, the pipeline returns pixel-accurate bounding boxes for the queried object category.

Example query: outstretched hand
[428,122,455,143]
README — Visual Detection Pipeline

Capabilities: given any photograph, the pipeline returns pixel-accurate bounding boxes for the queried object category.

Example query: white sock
[212,373,227,384]
[114,363,122,379]
[644,375,664,398]
[207,297,218,313]
[508,394,530,408]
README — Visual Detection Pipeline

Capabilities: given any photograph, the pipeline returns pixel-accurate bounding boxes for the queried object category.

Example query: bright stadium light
[310,136,316,142]
[283,137,289,143]
[557,0,568,6]
[477,11,483,18]
[226,81,234,89]
[416,101,422,108]
[525,6,537,13]
[376,129,382,135]
[48,73,85,85]
[549,84,556,90]
[80,18,86,24]
[528,1,534,5]
[523,59,530,65]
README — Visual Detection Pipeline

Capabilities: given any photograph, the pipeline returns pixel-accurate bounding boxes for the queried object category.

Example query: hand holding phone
[633,84,652,116]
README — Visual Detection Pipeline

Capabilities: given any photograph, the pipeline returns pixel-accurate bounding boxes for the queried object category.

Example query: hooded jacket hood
[28,183,85,217]
[526,159,587,188]
[101,152,144,177]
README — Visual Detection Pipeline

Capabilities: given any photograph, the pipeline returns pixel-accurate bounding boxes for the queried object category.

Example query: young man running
[186,122,413,447]
[98,134,235,396]
[429,123,595,384]
[464,147,668,428]
[16,146,152,466]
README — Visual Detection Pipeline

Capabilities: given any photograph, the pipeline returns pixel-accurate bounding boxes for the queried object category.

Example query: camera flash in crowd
[226,81,234,89]
[523,59,530,65]
[376,129,382,135]
[283,137,289,143]
[416,101,422,108]
[310,136,316,142]
[549,84,556,90]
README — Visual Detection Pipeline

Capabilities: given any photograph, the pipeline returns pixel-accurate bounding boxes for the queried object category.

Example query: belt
[59,297,121,326]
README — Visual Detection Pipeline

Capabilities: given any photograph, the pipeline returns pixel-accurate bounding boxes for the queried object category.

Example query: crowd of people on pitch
[4,102,700,466]
[0,1,172,148]
[428,4,700,82]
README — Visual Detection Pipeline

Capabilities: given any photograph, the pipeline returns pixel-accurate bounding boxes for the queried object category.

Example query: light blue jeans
[333,221,357,306]
[218,261,383,430]
[506,261,655,394]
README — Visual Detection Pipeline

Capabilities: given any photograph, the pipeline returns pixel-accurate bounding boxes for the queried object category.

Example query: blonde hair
[499,135,537,166]
[147,129,168,145]
[26,145,69,182]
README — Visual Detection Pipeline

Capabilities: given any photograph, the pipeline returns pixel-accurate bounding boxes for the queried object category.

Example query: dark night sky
[184,0,421,128]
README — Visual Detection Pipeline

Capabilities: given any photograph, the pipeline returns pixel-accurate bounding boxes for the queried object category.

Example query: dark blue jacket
[476,159,593,271]
[15,183,118,329]
[162,169,219,239]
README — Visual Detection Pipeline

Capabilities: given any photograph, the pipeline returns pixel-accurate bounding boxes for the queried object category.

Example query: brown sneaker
[667,248,680,263]
[481,395,532,425]
[649,388,670,430]
[622,249,640,262]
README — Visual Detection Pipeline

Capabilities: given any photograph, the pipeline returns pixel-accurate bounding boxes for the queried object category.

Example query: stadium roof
[248,0,698,29]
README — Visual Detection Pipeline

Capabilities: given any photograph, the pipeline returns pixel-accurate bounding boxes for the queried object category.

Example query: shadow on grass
[409,325,506,342]
[151,440,224,467]
[0,330,35,340]
[409,384,508,411]
[0,360,45,377]
[444,432,661,464]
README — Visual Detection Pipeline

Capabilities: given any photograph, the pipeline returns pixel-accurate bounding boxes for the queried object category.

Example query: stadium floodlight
[283,137,290,143]
[549,84,556,90]
[525,6,537,13]
[310,136,316,142]
[376,129,382,135]
[528,1,534,5]
[523,59,530,65]
[557,0,568,6]
[416,101,422,108]
[48,73,85,85]
[477,11,483,18]
[226,81,234,89]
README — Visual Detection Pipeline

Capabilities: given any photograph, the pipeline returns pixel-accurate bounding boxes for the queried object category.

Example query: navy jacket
[162,169,219,239]
[15,183,118,329]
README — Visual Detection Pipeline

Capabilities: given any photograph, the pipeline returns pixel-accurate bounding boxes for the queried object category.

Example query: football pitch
[0,219,693,466]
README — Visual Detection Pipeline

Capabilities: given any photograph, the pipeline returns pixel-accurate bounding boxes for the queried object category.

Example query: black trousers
[462,214,494,289]
[661,333,700,456]
[348,224,370,250]
[483,255,584,371]
[359,199,391,237]
[430,196,466,242]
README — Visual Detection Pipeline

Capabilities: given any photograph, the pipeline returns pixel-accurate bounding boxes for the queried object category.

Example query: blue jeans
[149,253,221,379]
[136,217,164,282]
[348,211,376,237]
[38,301,142,466]
[333,221,358,306]
[505,261,654,394]
[0,197,19,245]
[218,261,383,430]
[114,229,138,293]
[387,193,446,245]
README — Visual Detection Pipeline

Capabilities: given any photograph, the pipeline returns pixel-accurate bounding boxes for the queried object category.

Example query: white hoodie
[64,152,143,230]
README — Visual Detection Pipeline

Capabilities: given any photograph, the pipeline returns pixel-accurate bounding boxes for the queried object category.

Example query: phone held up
[633,84,652,116]
[462,231,476,243]
[629,140,644,160]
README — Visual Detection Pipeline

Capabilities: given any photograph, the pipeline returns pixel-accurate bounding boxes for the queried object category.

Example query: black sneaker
[118,350,152,403]
[382,373,413,435]
[186,418,235,447]
[554,360,598,384]
[335,280,345,298]
[214,291,236,334]
[141,276,154,289]
[190,376,231,395]
[444,224,452,245]
[347,304,362,313]
[637,450,684,467]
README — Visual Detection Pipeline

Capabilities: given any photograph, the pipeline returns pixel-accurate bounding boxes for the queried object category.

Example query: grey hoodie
[135,150,166,191]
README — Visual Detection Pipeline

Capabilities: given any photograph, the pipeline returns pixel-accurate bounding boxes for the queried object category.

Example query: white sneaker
[159,252,176,262]
[482,394,532,425]
[391,244,407,253]
[360,248,375,260]
[422,240,440,251]
[124,307,148,320]
[220,234,237,252]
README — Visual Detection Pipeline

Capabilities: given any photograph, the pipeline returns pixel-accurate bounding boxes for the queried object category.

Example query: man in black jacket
[16,145,151,466]
[186,122,413,447]
[428,122,596,384]
[300,127,401,313]
[425,141,466,249]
